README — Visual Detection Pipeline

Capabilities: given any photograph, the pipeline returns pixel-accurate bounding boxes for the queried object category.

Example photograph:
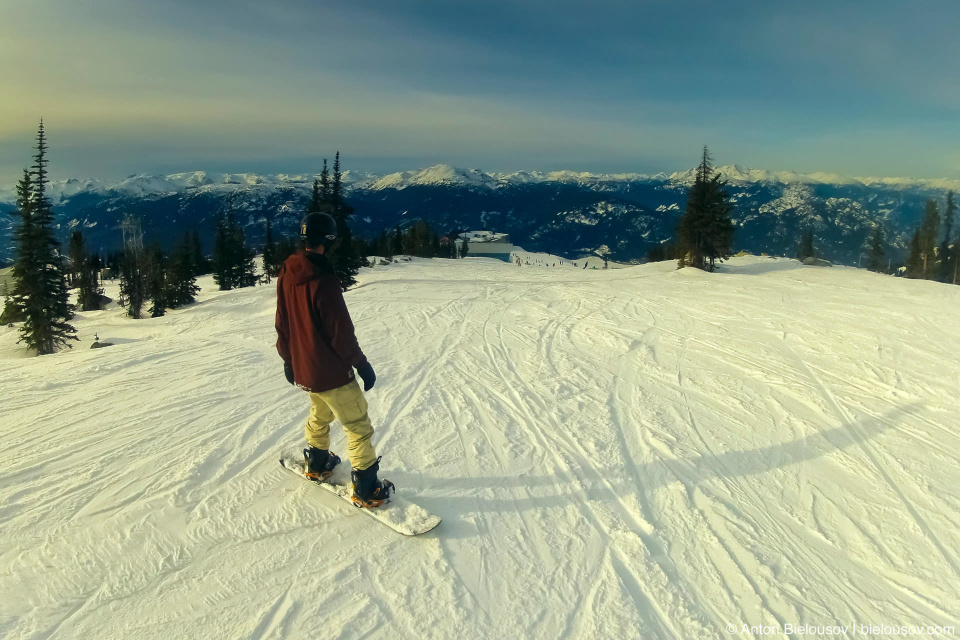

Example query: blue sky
[1,0,958,183]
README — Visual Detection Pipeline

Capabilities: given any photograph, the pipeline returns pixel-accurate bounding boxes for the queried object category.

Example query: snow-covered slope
[1,257,959,639]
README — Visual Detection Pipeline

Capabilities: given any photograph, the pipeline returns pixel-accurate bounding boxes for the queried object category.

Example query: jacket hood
[284,251,332,285]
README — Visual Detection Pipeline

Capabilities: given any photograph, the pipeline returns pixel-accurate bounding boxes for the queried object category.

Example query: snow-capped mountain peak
[367,164,499,191]
[3,165,958,202]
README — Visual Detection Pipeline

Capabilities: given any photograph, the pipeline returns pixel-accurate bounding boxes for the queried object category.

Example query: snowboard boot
[303,447,341,481]
[350,457,394,508]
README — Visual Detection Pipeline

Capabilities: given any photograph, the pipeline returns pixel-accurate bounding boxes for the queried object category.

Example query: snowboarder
[275,212,394,508]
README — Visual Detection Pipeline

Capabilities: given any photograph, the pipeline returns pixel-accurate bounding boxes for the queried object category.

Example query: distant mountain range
[1,164,957,266]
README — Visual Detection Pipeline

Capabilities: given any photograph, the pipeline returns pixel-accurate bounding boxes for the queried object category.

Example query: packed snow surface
[1,256,959,639]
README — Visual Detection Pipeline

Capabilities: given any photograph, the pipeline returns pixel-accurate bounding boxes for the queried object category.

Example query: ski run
[1,254,958,640]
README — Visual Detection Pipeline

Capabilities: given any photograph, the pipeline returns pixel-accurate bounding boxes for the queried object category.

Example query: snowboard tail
[279,452,441,536]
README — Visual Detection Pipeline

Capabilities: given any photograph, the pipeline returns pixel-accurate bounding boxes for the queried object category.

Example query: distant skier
[275,212,393,508]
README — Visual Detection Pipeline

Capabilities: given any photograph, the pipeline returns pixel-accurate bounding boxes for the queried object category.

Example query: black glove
[284,362,295,385]
[356,360,376,391]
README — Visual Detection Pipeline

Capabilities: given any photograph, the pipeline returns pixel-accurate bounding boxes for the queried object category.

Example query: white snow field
[1,256,959,640]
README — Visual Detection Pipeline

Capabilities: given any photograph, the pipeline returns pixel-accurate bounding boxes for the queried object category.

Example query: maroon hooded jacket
[275,251,367,393]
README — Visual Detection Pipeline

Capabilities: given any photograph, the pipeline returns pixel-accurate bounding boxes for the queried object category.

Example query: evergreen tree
[9,123,77,354]
[230,219,258,288]
[401,224,415,256]
[393,225,404,256]
[328,152,362,289]
[76,252,105,311]
[353,235,369,260]
[459,234,469,259]
[377,229,393,259]
[67,230,85,287]
[938,191,956,283]
[212,213,233,290]
[315,160,331,212]
[905,229,923,279]
[190,231,210,276]
[65,230,104,310]
[119,243,147,318]
[332,152,343,210]
[0,171,32,326]
[104,251,121,275]
[213,213,257,290]
[89,252,102,276]
[145,243,167,317]
[367,231,381,259]
[262,219,279,278]
[676,147,735,271]
[400,220,437,257]
[647,242,677,263]
[422,222,436,257]
[0,279,21,324]
[331,222,360,288]
[167,234,200,307]
[919,199,940,280]
[796,229,817,261]
[309,178,322,214]
[866,225,886,273]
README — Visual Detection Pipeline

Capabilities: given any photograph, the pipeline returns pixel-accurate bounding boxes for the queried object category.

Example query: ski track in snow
[1,256,958,640]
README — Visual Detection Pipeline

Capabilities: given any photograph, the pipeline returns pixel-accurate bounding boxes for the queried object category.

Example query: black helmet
[300,212,337,247]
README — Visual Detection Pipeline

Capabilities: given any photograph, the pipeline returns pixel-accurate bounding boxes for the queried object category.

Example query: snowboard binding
[351,458,395,508]
[351,479,395,509]
[303,447,341,482]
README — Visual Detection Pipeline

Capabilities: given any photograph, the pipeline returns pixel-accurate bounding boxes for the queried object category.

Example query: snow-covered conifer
[676,147,734,271]
[9,123,77,354]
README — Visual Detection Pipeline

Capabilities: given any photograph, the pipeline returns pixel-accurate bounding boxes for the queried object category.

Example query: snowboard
[279,451,441,536]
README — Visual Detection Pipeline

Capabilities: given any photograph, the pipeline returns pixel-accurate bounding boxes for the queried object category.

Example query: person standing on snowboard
[275,212,394,508]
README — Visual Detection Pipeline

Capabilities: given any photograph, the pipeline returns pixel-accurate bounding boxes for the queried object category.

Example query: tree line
[651,146,960,285]
[903,192,958,283]
[117,228,207,320]
[6,126,955,359]
[792,192,959,282]
[0,134,387,354]
[363,221,470,260]
[0,124,508,358]
[0,123,253,350]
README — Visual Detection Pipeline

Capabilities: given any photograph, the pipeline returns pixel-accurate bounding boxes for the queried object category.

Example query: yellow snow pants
[305,379,378,471]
